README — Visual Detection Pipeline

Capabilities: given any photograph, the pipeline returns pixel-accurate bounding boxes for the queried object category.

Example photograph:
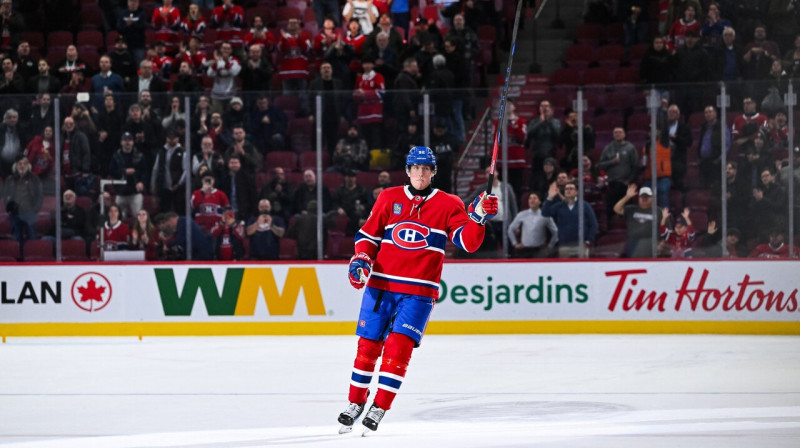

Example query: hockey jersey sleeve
[353,188,391,259]
[444,194,485,253]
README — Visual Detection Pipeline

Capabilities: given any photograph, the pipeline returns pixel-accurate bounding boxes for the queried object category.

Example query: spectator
[393,58,421,128]
[613,184,663,258]
[508,192,558,258]
[324,23,357,88]
[121,103,161,162]
[697,105,731,188]
[100,204,130,251]
[490,100,527,192]
[467,166,518,245]
[570,155,607,204]
[240,44,273,93]
[179,36,208,75]
[43,189,87,243]
[673,30,708,116]
[190,95,212,147]
[665,0,702,32]
[206,42,241,114]
[411,16,442,51]
[314,17,344,58]
[294,169,332,214]
[130,59,166,98]
[623,2,649,56]
[130,209,159,260]
[243,15,275,51]
[429,120,459,193]
[749,167,786,233]
[710,26,742,83]
[353,55,386,149]
[109,36,137,88]
[14,41,37,84]
[211,0,245,51]
[559,108,595,172]
[309,62,345,154]
[211,208,246,261]
[154,211,213,261]
[172,61,202,94]
[151,0,181,54]
[444,14,478,65]
[208,112,233,152]
[740,132,773,190]
[597,127,639,221]
[666,4,701,52]
[138,89,164,125]
[732,97,769,148]
[161,96,186,130]
[332,170,369,233]
[287,200,326,260]
[90,55,125,112]
[190,173,229,235]
[224,125,260,173]
[393,119,420,169]
[742,25,781,86]
[55,46,89,86]
[531,157,559,204]
[180,3,207,40]
[0,0,24,55]
[60,116,93,196]
[541,181,598,258]
[0,108,30,177]
[276,18,312,106]
[363,13,404,56]
[27,59,61,95]
[661,104,692,192]
[343,0,379,35]
[783,34,800,78]
[29,94,55,137]
[701,221,744,257]
[443,37,469,140]
[343,18,367,64]
[259,166,294,219]
[191,135,225,179]
[369,31,399,87]
[87,192,114,236]
[150,129,187,213]
[0,56,23,96]
[525,100,561,175]
[313,0,342,29]
[641,130,672,208]
[117,0,147,63]
[150,41,175,80]
[24,125,55,180]
[660,207,696,257]
[414,34,440,84]
[248,95,287,153]
[332,124,369,173]
[711,161,749,229]
[218,154,256,221]
[108,132,148,219]
[389,0,411,36]
[247,199,286,260]
[701,2,732,49]
[778,147,800,191]
[426,54,456,139]
[3,156,41,242]
[59,69,91,113]
[750,227,800,258]
[224,96,246,130]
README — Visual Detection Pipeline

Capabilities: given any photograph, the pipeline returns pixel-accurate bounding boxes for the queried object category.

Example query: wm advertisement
[1,261,799,335]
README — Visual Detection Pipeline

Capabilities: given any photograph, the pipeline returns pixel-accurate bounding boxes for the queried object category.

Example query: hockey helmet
[406,146,437,168]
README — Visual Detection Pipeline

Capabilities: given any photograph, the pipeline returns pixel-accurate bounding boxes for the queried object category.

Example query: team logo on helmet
[391,222,430,250]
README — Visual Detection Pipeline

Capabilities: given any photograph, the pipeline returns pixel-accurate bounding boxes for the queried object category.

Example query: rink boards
[1,260,799,336]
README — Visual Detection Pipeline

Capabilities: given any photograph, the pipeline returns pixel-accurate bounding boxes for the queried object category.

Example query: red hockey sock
[374,332,415,410]
[348,337,384,404]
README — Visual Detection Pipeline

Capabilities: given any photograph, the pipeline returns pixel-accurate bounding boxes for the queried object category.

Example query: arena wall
[1,260,799,337]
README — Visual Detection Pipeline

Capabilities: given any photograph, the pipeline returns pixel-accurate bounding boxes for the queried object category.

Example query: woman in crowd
[100,203,130,251]
[24,125,55,179]
[130,208,159,260]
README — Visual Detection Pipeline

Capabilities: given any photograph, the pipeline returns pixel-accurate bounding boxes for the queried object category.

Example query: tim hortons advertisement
[0,261,799,326]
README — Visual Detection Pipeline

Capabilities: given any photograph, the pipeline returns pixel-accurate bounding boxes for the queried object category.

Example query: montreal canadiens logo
[391,222,430,250]
[71,272,113,312]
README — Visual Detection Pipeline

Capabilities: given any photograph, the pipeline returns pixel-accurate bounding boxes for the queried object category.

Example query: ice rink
[2,334,800,447]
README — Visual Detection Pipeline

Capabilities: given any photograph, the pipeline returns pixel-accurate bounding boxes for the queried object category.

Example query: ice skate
[361,403,386,435]
[337,392,369,434]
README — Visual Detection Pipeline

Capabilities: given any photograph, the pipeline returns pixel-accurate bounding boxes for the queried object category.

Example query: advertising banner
[1,261,799,336]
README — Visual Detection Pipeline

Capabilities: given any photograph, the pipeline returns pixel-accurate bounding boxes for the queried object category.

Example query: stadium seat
[298,151,330,170]
[273,95,300,115]
[274,6,302,28]
[61,239,89,261]
[285,0,308,14]
[79,7,105,31]
[604,22,624,45]
[288,117,313,137]
[627,112,651,131]
[614,67,640,85]
[77,30,104,48]
[246,7,274,27]
[265,151,299,172]
[583,67,613,89]
[23,240,55,262]
[279,238,297,260]
[564,44,595,71]
[47,31,74,48]
[21,32,45,52]
[325,231,352,259]
[289,133,313,153]
[686,189,711,211]
[594,113,625,133]
[0,239,20,261]
[322,172,342,190]
[575,23,602,47]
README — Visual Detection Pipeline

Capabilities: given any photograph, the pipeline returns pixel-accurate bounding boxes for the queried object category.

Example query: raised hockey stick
[487,0,549,194]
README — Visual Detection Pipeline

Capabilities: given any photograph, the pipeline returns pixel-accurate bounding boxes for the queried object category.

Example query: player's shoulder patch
[393,203,402,215]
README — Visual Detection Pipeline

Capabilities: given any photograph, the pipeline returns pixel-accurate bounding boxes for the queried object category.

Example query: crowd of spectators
[1,0,799,261]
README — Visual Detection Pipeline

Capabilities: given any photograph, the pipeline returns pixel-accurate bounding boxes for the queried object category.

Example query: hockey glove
[348,252,373,289]
[468,192,498,225]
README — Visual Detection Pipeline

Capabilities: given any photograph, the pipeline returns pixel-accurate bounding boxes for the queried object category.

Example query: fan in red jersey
[336,147,498,434]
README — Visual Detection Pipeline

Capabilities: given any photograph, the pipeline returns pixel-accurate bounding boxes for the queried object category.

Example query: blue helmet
[406,146,437,167]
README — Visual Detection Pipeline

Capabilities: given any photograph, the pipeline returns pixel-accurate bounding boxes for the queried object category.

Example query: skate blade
[362,428,373,437]
[338,425,353,434]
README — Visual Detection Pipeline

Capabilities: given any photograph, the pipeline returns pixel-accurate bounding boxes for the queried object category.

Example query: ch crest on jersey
[393,203,402,215]
[391,222,430,250]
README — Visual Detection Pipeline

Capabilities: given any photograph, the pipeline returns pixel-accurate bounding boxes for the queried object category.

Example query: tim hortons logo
[605,267,799,313]
[71,272,113,312]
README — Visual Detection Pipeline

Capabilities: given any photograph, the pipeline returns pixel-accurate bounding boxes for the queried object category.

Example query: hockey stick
[487,0,548,194]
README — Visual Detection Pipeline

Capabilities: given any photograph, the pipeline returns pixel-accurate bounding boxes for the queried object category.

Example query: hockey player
[337,146,498,434]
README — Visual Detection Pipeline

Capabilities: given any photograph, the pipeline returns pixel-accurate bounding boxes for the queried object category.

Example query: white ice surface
[2,335,800,447]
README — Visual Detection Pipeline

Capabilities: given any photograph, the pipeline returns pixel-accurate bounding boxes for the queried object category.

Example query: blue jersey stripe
[378,375,403,390]
[451,226,466,251]
[351,372,373,384]
[382,228,447,251]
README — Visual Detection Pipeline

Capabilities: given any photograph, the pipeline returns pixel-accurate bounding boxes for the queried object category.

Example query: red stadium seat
[61,239,89,261]
[77,30,104,48]
[265,151,299,171]
[627,112,651,131]
[47,31,74,48]
[594,113,625,132]
[583,67,613,87]
[575,23,602,47]
[0,239,20,261]
[21,32,45,52]
[298,151,330,170]
[279,238,297,260]
[273,95,300,115]
[79,7,105,31]
[275,6,302,28]
[564,44,595,70]
[323,172,342,189]
[23,240,55,262]
[604,22,624,45]
[549,67,581,87]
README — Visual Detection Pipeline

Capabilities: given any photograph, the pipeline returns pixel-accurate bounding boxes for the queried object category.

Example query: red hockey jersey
[749,243,800,259]
[354,70,385,124]
[192,188,230,234]
[102,220,130,251]
[152,6,181,52]
[211,4,245,47]
[181,16,207,38]
[277,30,312,80]
[354,186,486,299]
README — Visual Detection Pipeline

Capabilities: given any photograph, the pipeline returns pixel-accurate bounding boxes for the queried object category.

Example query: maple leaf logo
[77,278,106,302]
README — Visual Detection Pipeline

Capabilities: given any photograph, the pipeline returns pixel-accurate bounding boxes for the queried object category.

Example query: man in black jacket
[660,104,693,192]
[218,154,257,221]
[150,129,187,213]
[308,62,344,153]
[392,58,420,129]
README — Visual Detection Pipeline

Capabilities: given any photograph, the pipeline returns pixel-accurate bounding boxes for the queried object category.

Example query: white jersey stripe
[350,380,370,388]
[352,368,373,376]
[379,372,405,382]
[377,383,400,393]
[371,271,440,287]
